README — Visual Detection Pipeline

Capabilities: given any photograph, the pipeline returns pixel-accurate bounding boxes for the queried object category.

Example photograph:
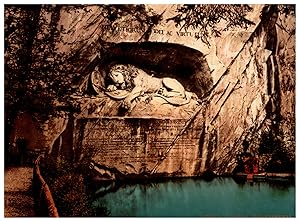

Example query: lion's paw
[122,99,131,110]
[107,85,117,91]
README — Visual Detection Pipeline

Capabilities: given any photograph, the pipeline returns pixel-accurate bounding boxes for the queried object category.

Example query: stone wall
[73,114,204,177]
[6,113,43,164]
[198,6,295,175]
[276,12,295,162]
[9,112,68,160]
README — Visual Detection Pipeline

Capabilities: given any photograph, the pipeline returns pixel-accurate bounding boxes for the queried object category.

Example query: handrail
[34,155,59,217]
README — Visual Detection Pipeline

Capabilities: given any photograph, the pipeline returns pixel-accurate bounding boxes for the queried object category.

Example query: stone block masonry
[73,117,204,177]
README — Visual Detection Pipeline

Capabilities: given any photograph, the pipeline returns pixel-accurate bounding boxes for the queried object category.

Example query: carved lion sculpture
[104,64,198,110]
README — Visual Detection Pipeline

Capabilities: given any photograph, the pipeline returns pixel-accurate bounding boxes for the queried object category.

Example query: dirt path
[4,167,35,217]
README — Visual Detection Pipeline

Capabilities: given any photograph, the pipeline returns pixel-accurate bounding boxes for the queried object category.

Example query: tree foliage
[167,4,255,45]
[277,4,295,17]
[4,4,160,119]
[5,5,43,120]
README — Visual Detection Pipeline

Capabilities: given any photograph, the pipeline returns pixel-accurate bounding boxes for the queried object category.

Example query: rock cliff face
[71,7,295,177]
[9,112,68,156]
[276,11,295,165]
[200,22,277,174]
[199,7,295,175]
[12,5,294,177]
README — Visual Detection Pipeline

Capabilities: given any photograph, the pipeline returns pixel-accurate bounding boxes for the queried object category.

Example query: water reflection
[89,177,295,217]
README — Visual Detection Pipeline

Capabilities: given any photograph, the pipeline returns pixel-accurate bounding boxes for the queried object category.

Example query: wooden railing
[33,155,59,217]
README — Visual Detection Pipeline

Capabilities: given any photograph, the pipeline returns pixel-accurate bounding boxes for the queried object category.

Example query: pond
[89,177,295,217]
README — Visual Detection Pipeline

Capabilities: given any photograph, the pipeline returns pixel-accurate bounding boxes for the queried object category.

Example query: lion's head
[108,64,139,90]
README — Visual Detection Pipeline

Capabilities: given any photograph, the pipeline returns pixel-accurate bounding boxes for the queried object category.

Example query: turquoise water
[90,177,295,217]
